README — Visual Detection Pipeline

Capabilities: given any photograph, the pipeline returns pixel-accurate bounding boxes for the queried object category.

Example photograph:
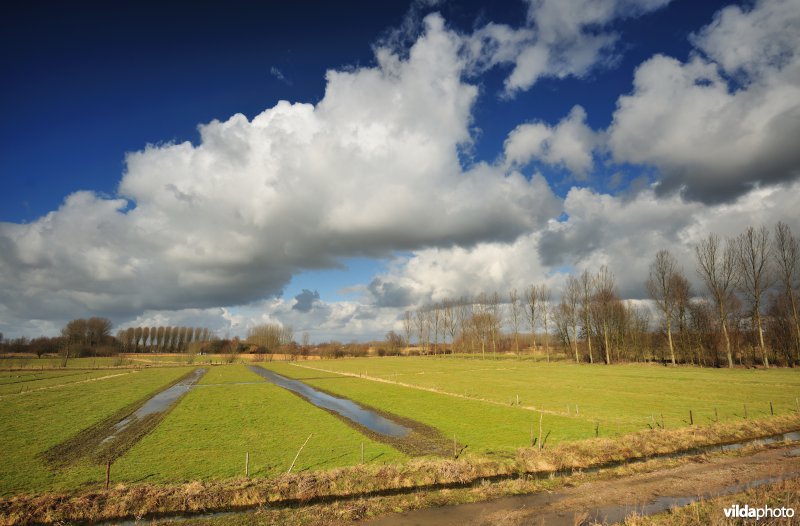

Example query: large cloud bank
[2,0,799,341]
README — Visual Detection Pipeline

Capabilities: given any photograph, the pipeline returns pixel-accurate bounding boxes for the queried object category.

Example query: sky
[1,0,799,342]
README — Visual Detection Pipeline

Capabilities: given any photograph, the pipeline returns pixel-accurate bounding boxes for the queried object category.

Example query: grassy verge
[2,414,798,525]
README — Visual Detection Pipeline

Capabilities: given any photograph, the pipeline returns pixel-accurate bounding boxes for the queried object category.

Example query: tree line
[399,221,799,367]
[116,326,213,353]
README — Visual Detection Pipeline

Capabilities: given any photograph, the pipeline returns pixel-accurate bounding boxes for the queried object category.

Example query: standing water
[247,365,410,437]
[101,368,206,444]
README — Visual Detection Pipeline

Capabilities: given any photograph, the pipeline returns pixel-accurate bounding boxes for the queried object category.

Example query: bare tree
[415,308,433,354]
[247,323,292,352]
[646,250,680,365]
[695,234,737,368]
[671,273,692,364]
[163,326,173,352]
[564,275,581,362]
[592,266,616,364]
[537,285,552,361]
[141,327,151,352]
[525,285,538,353]
[735,226,773,367]
[432,304,442,355]
[508,289,522,354]
[456,299,472,354]
[774,221,800,361]
[86,317,112,348]
[579,269,595,363]
[442,299,457,353]
[488,292,501,359]
[403,310,413,349]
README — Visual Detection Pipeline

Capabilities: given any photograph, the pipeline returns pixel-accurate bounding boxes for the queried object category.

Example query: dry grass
[516,413,800,473]
[620,477,800,526]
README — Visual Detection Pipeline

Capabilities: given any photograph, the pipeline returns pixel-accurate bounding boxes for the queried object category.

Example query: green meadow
[1,357,797,498]
[110,365,404,483]
[0,366,193,495]
[269,357,800,437]
[0,365,403,496]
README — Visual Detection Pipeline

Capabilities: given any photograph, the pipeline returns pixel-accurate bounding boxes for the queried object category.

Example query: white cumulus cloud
[503,105,601,177]
[0,14,561,337]
[608,0,800,203]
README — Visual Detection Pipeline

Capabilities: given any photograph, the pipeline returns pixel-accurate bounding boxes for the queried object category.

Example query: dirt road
[363,445,800,526]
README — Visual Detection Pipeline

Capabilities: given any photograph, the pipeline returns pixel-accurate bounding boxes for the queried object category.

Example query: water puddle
[363,467,798,526]
[247,365,409,437]
[101,368,206,444]
[582,475,791,526]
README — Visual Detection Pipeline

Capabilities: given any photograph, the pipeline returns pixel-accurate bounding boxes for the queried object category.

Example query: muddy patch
[248,365,453,457]
[43,368,206,466]
[362,444,800,526]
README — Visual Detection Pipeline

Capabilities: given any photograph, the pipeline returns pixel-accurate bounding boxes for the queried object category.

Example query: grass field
[258,362,586,456]
[0,366,194,495]
[0,356,140,369]
[0,369,134,396]
[1,357,798,501]
[268,357,800,439]
[110,365,404,483]
[0,354,273,369]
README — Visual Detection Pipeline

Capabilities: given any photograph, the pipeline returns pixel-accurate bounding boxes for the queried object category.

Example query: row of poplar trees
[116,326,213,353]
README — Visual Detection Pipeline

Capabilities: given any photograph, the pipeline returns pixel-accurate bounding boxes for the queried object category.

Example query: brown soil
[363,445,800,526]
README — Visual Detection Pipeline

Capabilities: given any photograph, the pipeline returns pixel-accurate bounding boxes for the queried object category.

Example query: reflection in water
[247,366,410,438]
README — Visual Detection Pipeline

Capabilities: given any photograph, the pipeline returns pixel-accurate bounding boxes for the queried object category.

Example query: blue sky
[1,0,798,341]
[1,0,729,222]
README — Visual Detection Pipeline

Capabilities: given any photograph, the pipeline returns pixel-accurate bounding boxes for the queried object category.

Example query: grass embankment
[289,357,800,435]
[0,367,194,495]
[3,414,799,525]
[622,477,800,525]
[108,365,405,483]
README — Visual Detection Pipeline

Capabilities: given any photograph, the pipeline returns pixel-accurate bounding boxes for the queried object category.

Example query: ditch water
[247,365,410,438]
[100,368,207,444]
